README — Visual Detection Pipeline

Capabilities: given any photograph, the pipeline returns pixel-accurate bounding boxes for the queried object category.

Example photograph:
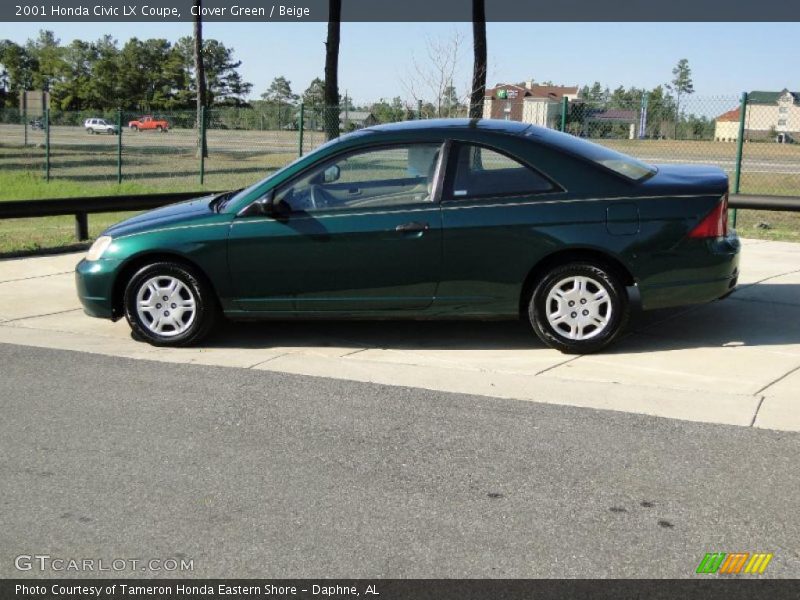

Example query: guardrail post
[75,211,89,241]
[44,108,50,182]
[560,96,568,132]
[732,91,748,228]
[298,103,305,157]
[116,108,123,184]
[23,106,28,146]
[199,106,206,185]
[418,99,423,120]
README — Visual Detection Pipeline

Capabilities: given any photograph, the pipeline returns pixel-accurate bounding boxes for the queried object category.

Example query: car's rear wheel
[131,125,138,131]
[86,128,94,134]
[156,125,163,132]
[528,262,629,354]
[123,262,217,346]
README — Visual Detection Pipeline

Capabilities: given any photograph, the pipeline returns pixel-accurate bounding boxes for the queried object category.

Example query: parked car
[128,115,169,132]
[76,119,740,353]
[84,118,118,135]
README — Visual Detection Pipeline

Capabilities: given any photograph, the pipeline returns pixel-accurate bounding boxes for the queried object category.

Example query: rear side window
[525,127,657,181]
[445,144,556,200]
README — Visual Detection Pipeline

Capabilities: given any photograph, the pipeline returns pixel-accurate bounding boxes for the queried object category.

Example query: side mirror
[241,193,275,217]
[247,196,273,216]
[323,164,341,184]
[240,193,293,220]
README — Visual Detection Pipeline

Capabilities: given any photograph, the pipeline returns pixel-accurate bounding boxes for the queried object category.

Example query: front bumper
[638,232,741,311]
[75,258,123,319]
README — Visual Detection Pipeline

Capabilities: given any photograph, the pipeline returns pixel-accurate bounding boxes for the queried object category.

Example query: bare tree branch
[401,30,467,118]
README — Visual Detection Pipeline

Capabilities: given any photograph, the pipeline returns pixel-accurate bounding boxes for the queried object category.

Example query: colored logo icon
[696,552,773,574]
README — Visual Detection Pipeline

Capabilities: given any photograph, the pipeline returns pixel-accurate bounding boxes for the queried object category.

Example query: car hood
[642,163,729,195]
[103,196,217,238]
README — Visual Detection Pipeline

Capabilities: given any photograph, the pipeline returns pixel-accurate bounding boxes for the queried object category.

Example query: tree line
[0,30,251,112]
[571,60,712,139]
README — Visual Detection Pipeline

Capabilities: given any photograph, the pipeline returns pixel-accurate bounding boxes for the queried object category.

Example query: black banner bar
[2,0,800,22]
[3,579,800,600]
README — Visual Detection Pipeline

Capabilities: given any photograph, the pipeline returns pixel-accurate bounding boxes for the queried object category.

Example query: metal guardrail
[0,191,797,242]
[728,195,800,211]
[0,191,221,240]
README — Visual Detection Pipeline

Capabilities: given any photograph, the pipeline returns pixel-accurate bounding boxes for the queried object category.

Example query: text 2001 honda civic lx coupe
[76,119,740,353]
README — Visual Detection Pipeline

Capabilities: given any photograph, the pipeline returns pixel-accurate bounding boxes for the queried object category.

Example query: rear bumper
[638,233,741,311]
[75,258,121,319]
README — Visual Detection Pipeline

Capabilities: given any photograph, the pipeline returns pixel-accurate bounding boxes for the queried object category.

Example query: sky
[1,21,798,105]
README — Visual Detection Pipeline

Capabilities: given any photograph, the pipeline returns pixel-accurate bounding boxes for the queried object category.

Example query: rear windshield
[526,128,657,181]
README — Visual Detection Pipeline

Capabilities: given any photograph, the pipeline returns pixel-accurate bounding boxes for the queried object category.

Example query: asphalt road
[1,342,798,579]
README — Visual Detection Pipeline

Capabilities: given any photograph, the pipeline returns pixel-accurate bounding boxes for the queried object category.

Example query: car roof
[363,118,533,135]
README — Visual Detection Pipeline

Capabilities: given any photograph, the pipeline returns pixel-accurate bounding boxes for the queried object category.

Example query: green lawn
[733,209,800,243]
[0,211,141,255]
[0,144,292,254]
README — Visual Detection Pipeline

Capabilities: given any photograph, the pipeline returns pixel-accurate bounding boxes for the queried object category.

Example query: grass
[733,209,800,243]
[0,170,201,201]
[0,135,798,253]
[738,172,800,198]
[0,211,141,255]
[0,143,294,254]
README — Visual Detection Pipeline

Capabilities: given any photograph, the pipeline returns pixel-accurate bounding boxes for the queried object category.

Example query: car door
[437,142,563,312]
[227,142,445,313]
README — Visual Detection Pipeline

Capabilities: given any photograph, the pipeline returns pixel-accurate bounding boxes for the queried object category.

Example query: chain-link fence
[1,95,799,198]
[550,93,800,198]
[0,106,333,192]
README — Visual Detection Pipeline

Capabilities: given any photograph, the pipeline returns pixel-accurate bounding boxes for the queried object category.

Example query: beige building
[715,90,800,142]
[483,81,579,128]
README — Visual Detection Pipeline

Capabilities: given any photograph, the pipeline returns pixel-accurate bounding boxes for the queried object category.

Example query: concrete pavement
[0,238,798,431]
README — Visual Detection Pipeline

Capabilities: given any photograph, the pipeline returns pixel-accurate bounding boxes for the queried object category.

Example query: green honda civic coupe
[75,119,740,353]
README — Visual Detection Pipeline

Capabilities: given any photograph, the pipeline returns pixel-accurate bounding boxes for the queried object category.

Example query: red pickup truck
[128,115,169,132]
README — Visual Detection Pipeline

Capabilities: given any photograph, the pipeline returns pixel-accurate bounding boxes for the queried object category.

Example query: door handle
[395,221,430,233]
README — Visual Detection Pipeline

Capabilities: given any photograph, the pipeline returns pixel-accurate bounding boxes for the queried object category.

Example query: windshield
[526,128,657,181]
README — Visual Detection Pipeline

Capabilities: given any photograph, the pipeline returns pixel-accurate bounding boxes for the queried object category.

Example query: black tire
[123,261,217,347]
[131,125,138,132]
[528,261,629,354]
[86,128,94,134]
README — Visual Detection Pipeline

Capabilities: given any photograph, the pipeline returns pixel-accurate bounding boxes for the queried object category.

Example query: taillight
[688,193,728,239]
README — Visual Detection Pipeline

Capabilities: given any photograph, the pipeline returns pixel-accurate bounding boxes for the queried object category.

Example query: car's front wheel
[528,262,629,354]
[123,262,217,346]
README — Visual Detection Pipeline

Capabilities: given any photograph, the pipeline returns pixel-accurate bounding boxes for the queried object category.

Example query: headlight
[86,236,113,261]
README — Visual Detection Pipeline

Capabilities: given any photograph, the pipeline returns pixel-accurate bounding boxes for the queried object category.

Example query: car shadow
[203,319,540,352]
[610,282,800,354]
[200,282,800,354]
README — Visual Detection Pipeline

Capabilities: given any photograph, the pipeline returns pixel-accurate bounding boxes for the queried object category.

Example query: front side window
[274,144,442,213]
[445,144,556,200]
